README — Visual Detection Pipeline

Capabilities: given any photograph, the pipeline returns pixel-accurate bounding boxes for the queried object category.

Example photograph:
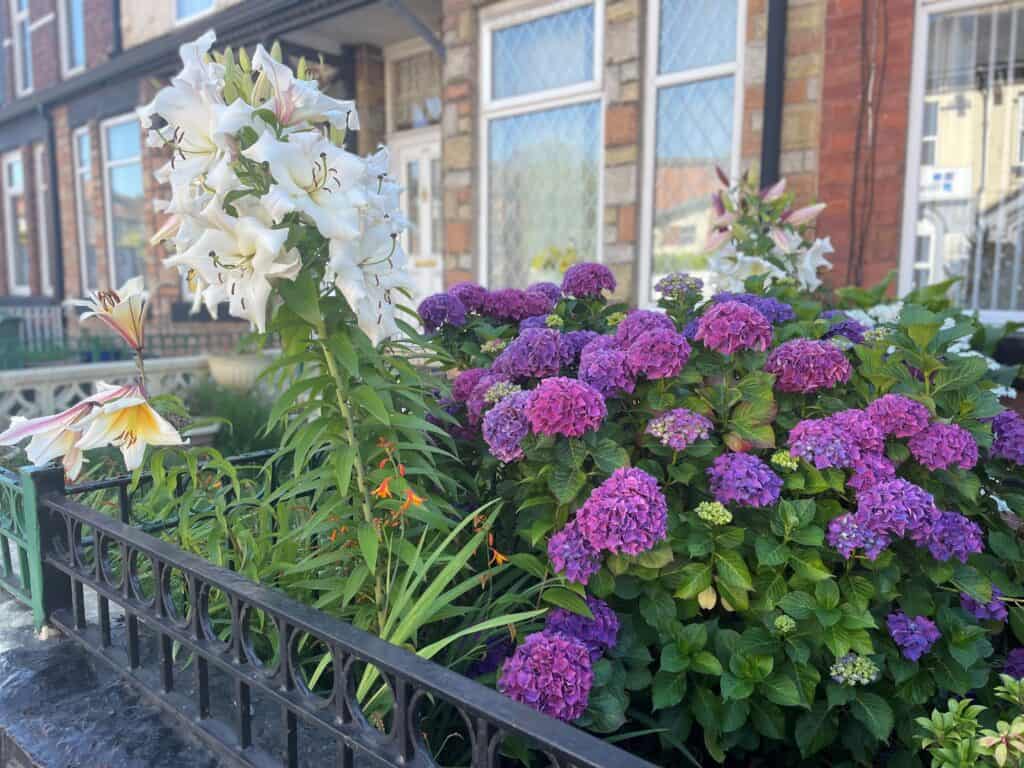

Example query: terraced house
[0,0,1020,351]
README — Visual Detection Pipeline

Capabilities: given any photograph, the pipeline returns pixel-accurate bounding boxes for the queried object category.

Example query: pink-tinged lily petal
[0,402,92,445]
[713,211,737,228]
[783,202,827,226]
[761,178,787,202]
[705,228,733,253]
[770,227,803,253]
[711,191,726,217]
[73,278,148,351]
[76,385,183,472]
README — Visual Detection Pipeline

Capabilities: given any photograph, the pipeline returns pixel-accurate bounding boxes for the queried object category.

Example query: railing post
[20,465,72,631]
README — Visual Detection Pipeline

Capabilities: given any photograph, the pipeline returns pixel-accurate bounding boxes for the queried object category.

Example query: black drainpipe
[111,0,123,57]
[759,0,788,186]
[40,104,65,303]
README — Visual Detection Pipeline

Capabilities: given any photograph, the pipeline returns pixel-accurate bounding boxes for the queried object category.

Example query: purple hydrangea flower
[646,409,713,452]
[418,293,467,332]
[452,368,489,403]
[1006,648,1024,679]
[562,263,616,298]
[707,453,782,508]
[575,468,668,556]
[493,328,563,379]
[887,612,940,661]
[655,272,703,299]
[992,410,1024,465]
[548,522,602,584]
[483,390,534,463]
[578,347,635,397]
[923,511,983,563]
[467,372,511,426]
[961,586,1008,622]
[865,394,931,438]
[467,635,515,678]
[449,282,488,313]
[856,478,939,541]
[694,301,773,356]
[527,282,563,304]
[847,454,897,493]
[483,289,554,323]
[519,315,550,330]
[712,292,796,325]
[615,309,676,347]
[788,409,883,469]
[764,339,852,393]
[526,377,606,438]
[625,329,692,380]
[560,330,601,366]
[545,597,620,661]
[827,513,891,560]
[498,631,593,722]
[821,310,868,344]
[908,422,979,471]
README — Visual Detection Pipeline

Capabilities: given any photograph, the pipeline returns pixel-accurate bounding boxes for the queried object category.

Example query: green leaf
[762,673,802,707]
[351,384,391,425]
[548,465,587,504]
[507,553,548,579]
[815,580,840,610]
[778,591,816,620]
[325,333,359,377]
[636,541,674,569]
[720,673,754,701]
[755,536,789,566]
[333,445,356,497]
[795,703,835,757]
[990,531,1023,562]
[851,692,894,742]
[356,522,378,573]
[592,438,631,473]
[674,562,713,600]
[277,271,322,328]
[652,670,686,710]
[692,651,723,676]
[714,550,753,591]
[640,590,677,631]
[542,588,594,618]
[954,564,991,603]
[789,548,832,582]
[660,643,689,673]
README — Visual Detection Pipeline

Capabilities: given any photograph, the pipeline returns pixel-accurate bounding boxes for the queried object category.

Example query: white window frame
[900,0,1024,322]
[33,144,52,296]
[477,0,606,286]
[384,38,443,138]
[10,0,33,96]
[73,125,98,293]
[100,113,144,288]
[2,151,29,295]
[921,99,939,166]
[57,0,86,78]
[638,0,747,305]
[173,0,216,25]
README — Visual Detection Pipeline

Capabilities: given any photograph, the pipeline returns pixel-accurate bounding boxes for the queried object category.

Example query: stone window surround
[476,0,607,287]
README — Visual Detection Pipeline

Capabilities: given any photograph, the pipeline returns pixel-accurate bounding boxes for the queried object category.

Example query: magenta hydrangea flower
[827,513,891,560]
[847,454,897,493]
[526,377,606,438]
[578,347,635,397]
[527,281,563,304]
[493,328,563,380]
[992,410,1024,465]
[452,368,490,403]
[856,478,939,541]
[1007,649,1024,679]
[788,410,883,469]
[561,262,616,298]
[575,468,668,556]
[694,301,773,356]
[625,329,691,380]
[707,453,782,508]
[498,631,593,722]
[560,330,601,366]
[467,372,511,425]
[483,390,534,463]
[418,292,467,332]
[923,511,983,563]
[712,292,796,325]
[548,522,602,584]
[865,393,931,438]
[764,339,852,393]
[545,597,620,661]
[961,586,1008,622]
[483,289,554,323]
[887,612,940,661]
[908,422,978,471]
[646,409,713,452]
[615,309,676,347]
[449,282,488,313]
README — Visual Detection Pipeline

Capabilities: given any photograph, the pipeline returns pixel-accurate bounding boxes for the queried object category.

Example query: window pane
[108,163,145,283]
[659,0,737,74]
[391,51,441,131]
[491,6,594,100]
[68,0,87,70]
[105,121,140,162]
[651,77,734,294]
[5,158,29,289]
[75,131,99,291]
[406,160,421,256]
[430,157,443,254]
[18,22,32,91]
[488,101,600,286]
[921,139,936,166]
[176,0,213,20]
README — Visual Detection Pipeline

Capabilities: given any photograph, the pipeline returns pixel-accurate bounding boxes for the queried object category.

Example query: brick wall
[353,45,386,156]
[817,0,915,289]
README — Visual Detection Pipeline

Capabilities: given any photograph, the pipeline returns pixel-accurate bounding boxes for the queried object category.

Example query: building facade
[0,0,1021,346]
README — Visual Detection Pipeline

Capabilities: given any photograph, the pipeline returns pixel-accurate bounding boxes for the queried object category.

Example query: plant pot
[207,352,268,393]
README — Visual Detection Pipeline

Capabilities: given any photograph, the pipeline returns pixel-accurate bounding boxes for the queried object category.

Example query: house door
[392,130,443,303]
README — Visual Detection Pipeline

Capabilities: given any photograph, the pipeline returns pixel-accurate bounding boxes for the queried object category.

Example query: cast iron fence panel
[29,465,656,768]
[0,467,35,611]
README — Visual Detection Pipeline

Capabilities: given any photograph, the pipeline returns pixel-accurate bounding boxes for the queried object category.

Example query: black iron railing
[27,463,656,768]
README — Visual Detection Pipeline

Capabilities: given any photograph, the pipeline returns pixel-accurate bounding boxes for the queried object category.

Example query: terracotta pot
[206,353,268,392]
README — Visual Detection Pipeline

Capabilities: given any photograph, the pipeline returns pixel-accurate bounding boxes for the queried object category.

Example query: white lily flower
[794,237,834,292]
[76,385,184,472]
[251,44,359,131]
[68,277,149,351]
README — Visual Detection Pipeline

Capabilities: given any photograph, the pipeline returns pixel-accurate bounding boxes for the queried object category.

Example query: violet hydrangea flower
[908,422,979,471]
[655,272,703,299]
[548,521,602,584]
[961,586,1008,622]
[865,393,931,438]
[578,347,635,397]
[788,410,883,469]
[707,453,782,508]
[856,478,939,541]
[821,310,868,344]
[694,301,773,356]
[527,281,563,304]
[545,597,620,661]
[1006,649,1024,679]
[615,309,676,347]
[483,289,554,323]
[492,328,563,379]
[452,368,489,403]
[466,372,511,425]
[847,454,897,493]
[467,635,515,678]
[526,377,606,438]
[887,612,940,661]
[574,468,668,556]
[498,631,593,722]
[519,314,550,330]
[764,339,852,393]
[418,292,467,332]
[923,510,983,563]
[992,410,1024,465]
[561,262,616,298]
[482,390,534,463]
[625,329,691,380]
[449,282,488,313]
[646,409,713,452]
[712,292,796,325]
[560,330,601,366]
[827,513,891,560]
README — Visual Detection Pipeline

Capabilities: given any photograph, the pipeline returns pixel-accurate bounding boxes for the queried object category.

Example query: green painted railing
[0,467,41,626]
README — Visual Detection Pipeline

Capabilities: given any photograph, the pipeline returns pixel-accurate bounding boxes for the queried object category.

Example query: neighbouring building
[0,0,1021,350]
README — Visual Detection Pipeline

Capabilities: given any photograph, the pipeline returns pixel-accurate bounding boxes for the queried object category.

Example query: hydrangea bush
[417,194,1024,763]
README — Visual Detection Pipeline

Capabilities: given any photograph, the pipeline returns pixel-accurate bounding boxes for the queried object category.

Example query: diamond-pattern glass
[659,0,737,74]
[651,77,734,294]
[488,101,601,287]
[492,6,594,100]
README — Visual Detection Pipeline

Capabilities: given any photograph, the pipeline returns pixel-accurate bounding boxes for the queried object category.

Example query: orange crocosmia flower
[398,464,406,477]
[399,488,425,511]
[372,477,393,499]
[378,458,388,469]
